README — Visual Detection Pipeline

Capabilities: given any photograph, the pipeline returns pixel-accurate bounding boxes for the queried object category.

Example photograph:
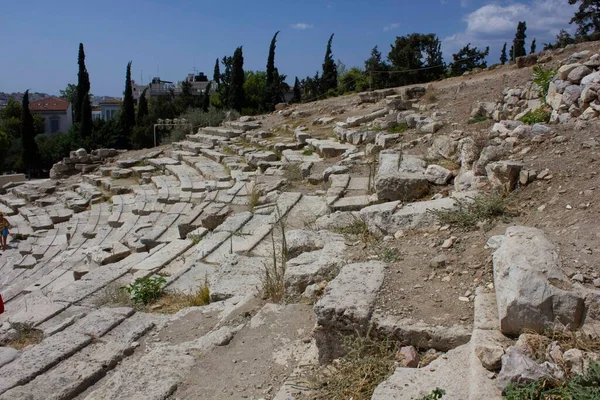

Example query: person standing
[0,212,9,250]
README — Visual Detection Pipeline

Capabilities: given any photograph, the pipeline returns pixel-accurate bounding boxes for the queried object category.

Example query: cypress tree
[321,34,338,95]
[292,77,301,103]
[265,31,280,110]
[500,43,508,65]
[137,88,148,125]
[513,21,527,59]
[213,58,221,86]
[203,82,212,112]
[530,38,537,54]
[21,90,40,176]
[229,47,245,112]
[80,92,92,140]
[118,61,135,149]
[75,43,91,124]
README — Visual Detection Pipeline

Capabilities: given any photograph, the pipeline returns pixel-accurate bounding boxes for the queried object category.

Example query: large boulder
[375,151,429,201]
[485,161,522,192]
[566,65,592,84]
[493,226,585,335]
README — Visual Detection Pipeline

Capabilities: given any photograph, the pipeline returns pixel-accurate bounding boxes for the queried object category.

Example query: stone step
[224,120,261,132]
[187,132,230,147]
[201,126,244,139]
[130,239,194,277]
[172,140,206,155]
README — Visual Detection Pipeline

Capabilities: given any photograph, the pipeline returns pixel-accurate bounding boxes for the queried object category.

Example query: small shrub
[468,115,489,124]
[283,163,303,182]
[532,65,557,100]
[122,276,167,305]
[4,321,43,350]
[429,191,517,229]
[504,362,600,400]
[247,183,261,212]
[302,147,314,156]
[333,215,379,243]
[418,388,446,400]
[519,106,551,125]
[261,208,288,303]
[387,123,409,134]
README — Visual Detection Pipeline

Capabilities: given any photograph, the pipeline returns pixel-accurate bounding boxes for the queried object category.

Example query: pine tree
[449,44,489,76]
[137,88,148,125]
[292,77,301,103]
[365,45,390,89]
[509,45,514,62]
[569,0,600,37]
[203,82,212,112]
[512,21,527,59]
[321,34,338,95]
[80,92,92,140]
[118,61,135,149]
[530,38,537,54]
[75,43,91,125]
[265,31,282,110]
[500,43,508,65]
[229,47,245,112]
[213,58,221,86]
[21,90,40,176]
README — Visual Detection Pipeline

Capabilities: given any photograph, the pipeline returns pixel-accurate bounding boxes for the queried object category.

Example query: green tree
[512,21,527,59]
[175,80,195,114]
[530,38,537,54]
[243,71,267,113]
[118,61,135,149]
[338,67,369,94]
[0,99,23,138]
[569,0,600,37]
[321,34,338,95]
[387,33,444,86]
[448,43,489,76]
[217,56,233,109]
[265,31,281,110]
[137,88,149,124]
[292,77,301,103]
[500,42,508,65]
[21,90,41,176]
[229,47,245,112]
[365,46,390,89]
[213,58,221,86]
[75,43,91,125]
[202,82,212,112]
[60,83,78,118]
[80,92,93,140]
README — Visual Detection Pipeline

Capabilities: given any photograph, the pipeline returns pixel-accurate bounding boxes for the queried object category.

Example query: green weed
[122,276,167,305]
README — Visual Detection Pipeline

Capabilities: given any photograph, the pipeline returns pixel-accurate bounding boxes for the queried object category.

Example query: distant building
[133,73,216,102]
[29,97,72,133]
[92,106,102,120]
[99,99,121,120]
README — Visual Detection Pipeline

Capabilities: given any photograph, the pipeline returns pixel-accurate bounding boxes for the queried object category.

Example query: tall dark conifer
[80,92,92,139]
[213,58,221,86]
[229,47,245,112]
[75,43,91,125]
[118,61,135,149]
[530,38,537,54]
[203,82,212,112]
[292,77,301,103]
[500,43,508,65]
[512,21,527,59]
[321,34,338,94]
[21,90,40,176]
[265,31,280,110]
[137,88,149,125]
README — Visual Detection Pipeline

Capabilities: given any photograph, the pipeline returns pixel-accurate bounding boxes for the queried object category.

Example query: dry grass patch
[283,163,303,183]
[307,332,399,400]
[149,284,211,314]
[5,322,44,350]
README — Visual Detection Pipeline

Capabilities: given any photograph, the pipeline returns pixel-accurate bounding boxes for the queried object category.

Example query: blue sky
[1,0,576,97]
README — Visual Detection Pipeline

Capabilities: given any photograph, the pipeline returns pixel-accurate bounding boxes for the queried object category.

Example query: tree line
[2,0,598,176]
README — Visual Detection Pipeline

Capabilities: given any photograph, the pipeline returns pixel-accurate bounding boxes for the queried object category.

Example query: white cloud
[383,22,401,32]
[443,0,577,58]
[291,23,313,31]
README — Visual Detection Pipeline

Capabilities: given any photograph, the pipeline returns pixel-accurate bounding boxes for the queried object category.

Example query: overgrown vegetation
[122,276,167,305]
[247,182,261,212]
[429,191,517,229]
[150,277,211,313]
[532,66,557,101]
[308,332,399,400]
[332,215,376,242]
[261,207,288,302]
[283,163,303,182]
[418,388,446,400]
[468,115,490,124]
[519,106,552,125]
[387,123,409,134]
[504,362,600,400]
[4,321,44,350]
